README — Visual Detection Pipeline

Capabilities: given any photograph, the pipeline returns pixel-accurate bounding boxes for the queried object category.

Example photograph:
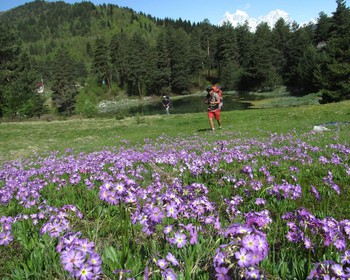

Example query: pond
[128,93,252,116]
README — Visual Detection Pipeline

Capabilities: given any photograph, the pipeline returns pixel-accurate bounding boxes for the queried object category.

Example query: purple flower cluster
[323,170,341,195]
[0,221,13,245]
[154,252,179,279]
[58,232,101,280]
[283,208,350,251]
[308,250,350,279]
[268,180,302,200]
[98,176,139,205]
[130,181,217,238]
[214,223,269,279]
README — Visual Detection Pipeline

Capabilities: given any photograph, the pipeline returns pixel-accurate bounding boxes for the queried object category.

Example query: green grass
[1,100,349,160]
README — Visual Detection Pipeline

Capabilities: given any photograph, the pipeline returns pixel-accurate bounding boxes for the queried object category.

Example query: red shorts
[208,109,221,120]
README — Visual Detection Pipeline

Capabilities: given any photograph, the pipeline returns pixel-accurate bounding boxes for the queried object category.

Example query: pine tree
[317,0,350,103]
[0,23,44,118]
[235,23,254,90]
[271,18,291,84]
[51,48,78,115]
[198,19,217,79]
[0,22,20,117]
[125,32,149,96]
[216,22,240,89]
[153,29,172,94]
[244,23,281,91]
[167,27,191,94]
[188,29,206,87]
[290,25,318,92]
[3,53,44,118]
[93,37,112,91]
[110,32,129,88]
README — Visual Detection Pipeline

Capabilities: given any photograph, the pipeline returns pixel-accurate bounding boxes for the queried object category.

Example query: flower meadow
[0,128,350,280]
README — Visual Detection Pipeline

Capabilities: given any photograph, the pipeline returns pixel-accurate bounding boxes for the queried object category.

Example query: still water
[128,93,251,116]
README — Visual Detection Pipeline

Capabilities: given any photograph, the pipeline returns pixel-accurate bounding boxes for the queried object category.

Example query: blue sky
[0,0,346,25]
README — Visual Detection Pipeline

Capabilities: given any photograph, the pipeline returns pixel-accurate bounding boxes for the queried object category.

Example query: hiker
[162,95,170,115]
[205,86,222,131]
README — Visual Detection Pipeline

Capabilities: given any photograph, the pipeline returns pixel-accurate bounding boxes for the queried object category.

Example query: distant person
[162,95,170,115]
[205,86,222,131]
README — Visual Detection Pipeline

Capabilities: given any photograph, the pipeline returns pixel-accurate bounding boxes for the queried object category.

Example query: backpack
[212,86,222,96]
[212,86,223,108]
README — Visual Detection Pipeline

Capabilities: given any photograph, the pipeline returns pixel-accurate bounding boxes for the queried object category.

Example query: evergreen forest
[0,0,349,119]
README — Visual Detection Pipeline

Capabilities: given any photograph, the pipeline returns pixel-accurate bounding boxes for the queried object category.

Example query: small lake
[128,93,252,116]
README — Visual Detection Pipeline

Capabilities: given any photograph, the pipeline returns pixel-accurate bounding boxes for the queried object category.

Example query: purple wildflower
[214,250,226,267]
[75,264,94,280]
[174,232,187,248]
[164,225,173,235]
[77,239,95,254]
[149,207,164,223]
[88,252,101,268]
[255,198,266,205]
[115,182,125,194]
[157,259,168,270]
[250,251,264,265]
[235,247,252,267]
[256,234,268,257]
[0,231,13,245]
[162,268,177,280]
[61,249,85,272]
[166,202,178,219]
[242,235,258,251]
[310,185,321,201]
[331,264,344,277]
[245,267,262,279]
[215,266,230,280]
[166,252,179,266]
[304,237,312,249]
[341,250,350,264]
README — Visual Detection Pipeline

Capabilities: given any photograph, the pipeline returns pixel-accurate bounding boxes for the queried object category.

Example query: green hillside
[0,0,162,81]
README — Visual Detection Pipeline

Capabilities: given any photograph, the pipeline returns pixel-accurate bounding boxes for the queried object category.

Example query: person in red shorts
[205,86,222,131]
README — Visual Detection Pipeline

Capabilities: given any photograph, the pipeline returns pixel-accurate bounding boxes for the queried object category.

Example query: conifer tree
[316,0,350,103]
[110,32,129,87]
[244,23,281,91]
[188,29,206,87]
[198,19,217,79]
[2,53,44,118]
[271,18,291,84]
[235,23,254,90]
[51,48,78,115]
[153,29,172,94]
[216,22,240,89]
[289,24,318,92]
[93,38,112,91]
[167,27,191,94]
[125,32,148,96]
[0,23,44,118]
[0,22,20,117]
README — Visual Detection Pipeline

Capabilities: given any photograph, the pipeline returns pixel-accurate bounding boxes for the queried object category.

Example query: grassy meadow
[0,100,350,279]
[1,100,349,160]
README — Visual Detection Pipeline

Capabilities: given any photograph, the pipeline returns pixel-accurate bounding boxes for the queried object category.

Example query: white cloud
[219,9,293,31]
